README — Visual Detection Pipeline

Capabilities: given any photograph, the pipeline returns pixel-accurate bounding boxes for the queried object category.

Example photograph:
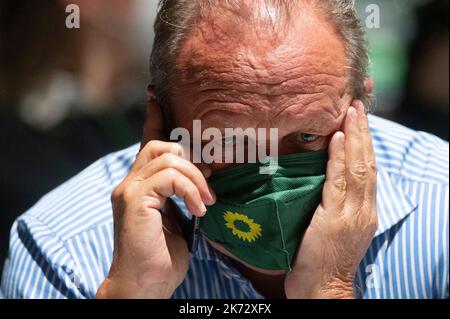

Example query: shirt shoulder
[1,144,139,298]
[19,143,139,241]
[363,116,449,299]
[369,115,449,185]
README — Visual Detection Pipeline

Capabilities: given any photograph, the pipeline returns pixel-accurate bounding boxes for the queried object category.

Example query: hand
[285,101,378,299]
[96,92,215,299]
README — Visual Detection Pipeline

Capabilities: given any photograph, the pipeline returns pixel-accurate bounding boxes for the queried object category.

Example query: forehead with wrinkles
[171,1,350,135]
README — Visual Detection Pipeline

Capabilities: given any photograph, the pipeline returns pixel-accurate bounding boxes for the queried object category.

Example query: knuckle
[367,158,377,173]
[146,139,160,151]
[147,140,164,158]
[331,176,346,190]
[350,160,367,178]
[111,184,125,202]
[185,186,198,199]
[135,141,154,160]
[163,167,181,180]
[111,182,135,212]
[361,125,371,135]
[161,152,181,167]
[327,159,345,171]
[140,140,157,157]
[168,142,183,156]
[121,186,135,203]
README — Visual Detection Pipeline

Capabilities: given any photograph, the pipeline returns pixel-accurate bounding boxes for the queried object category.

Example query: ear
[364,77,374,96]
[147,84,157,102]
[140,85,164,150]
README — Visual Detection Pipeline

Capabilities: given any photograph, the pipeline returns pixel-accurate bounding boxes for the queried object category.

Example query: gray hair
[150,0,372,113]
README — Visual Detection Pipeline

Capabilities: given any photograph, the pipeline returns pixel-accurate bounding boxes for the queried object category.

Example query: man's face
[169,5,353,171]
[164,5,355,275]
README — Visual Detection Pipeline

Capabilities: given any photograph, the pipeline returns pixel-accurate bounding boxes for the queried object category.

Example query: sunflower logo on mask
[224,211,262,242]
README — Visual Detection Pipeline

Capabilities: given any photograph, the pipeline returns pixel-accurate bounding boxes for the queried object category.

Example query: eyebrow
[196,103,342,137]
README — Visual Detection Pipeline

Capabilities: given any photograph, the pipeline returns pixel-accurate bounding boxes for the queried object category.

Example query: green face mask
[200,151,328,271]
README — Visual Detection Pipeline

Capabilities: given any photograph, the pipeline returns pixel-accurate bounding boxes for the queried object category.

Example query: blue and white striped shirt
[1,115,448,299]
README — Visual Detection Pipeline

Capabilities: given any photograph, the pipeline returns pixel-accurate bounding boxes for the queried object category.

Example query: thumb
[141,85,166,150]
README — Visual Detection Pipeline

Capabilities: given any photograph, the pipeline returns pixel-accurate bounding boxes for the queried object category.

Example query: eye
[297,133,319,143]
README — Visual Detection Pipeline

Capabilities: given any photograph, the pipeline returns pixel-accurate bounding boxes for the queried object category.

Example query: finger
[343,106,366,206]
[132,140,185,172]
[364,77,374,96]
[322,131,346,211]
[137,153,216,205]
[352,100,377,208]
[194,162,216,207]
[141,168,207,217]
[140,86,165,149]
[351,100,375,165]
[195,163,212,179]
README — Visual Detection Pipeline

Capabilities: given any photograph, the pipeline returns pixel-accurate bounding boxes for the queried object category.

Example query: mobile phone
[169,198,200,253]
[159,103,200,253]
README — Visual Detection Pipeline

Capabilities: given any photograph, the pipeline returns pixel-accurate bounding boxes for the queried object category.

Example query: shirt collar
[373,165,418,237]
[195,234,223,262]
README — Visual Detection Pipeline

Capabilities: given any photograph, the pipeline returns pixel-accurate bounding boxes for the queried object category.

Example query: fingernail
[207,185,216,205]
[198,202,207,215]
[335,131,345,140]
[356,102,365,114]
[177,145,186,157]
[171,144,183,157]
[348,107,357,120]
